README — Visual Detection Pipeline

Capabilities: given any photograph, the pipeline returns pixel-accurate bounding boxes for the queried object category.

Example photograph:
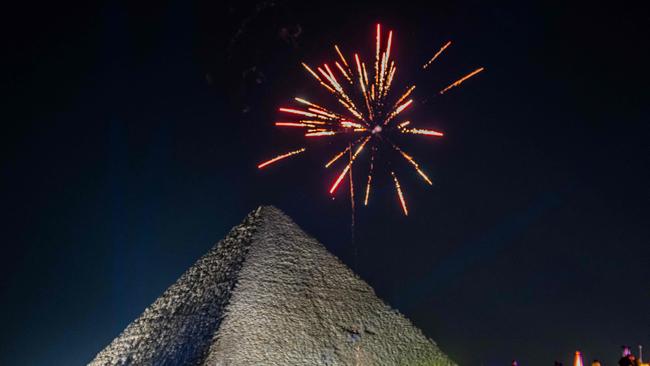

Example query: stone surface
[90,206,456,366]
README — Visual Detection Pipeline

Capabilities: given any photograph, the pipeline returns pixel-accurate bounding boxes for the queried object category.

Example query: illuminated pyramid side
[90,206,456,366]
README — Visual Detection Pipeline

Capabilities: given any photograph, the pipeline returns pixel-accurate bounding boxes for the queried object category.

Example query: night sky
[2,1,648,365]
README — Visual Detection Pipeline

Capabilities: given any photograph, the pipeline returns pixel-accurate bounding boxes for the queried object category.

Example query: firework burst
[258,24,483,215]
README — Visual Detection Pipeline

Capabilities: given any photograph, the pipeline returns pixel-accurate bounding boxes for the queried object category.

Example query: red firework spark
[258,24,483,215]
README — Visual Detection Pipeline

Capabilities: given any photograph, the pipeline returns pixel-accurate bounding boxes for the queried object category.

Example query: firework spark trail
[336,61,353,84]
[440,67,485,94]
[306,131,337,137]
[275,122,315,127]
[325,146,351,168]
[375,23,381,86]
[386,31,393,65]
[384,99,413,126]
[308,108,338,119]
[385,62,396,97]
[394,99,413,114]
[348,141,358,269]
[335,45,350,68]
[317,64,366,122]
[341,121,365,129]
[302,63,335,93]
[348,143,355,229]
[279,107,321,119]
[364,150,375,206]
[323,64,338,85]
[324,137,365,168]
[391,171,408,215]
[299,120,327,125]
[394,85,416,109]
[259,24,482,215]
[294,97,334,112]
[402,128,444,136]
[329,136,370,194]
[362,63,370,92]
[423,40,452,69]
[390,142,433,185]
[398,120,411,128]
[258,148,306,169]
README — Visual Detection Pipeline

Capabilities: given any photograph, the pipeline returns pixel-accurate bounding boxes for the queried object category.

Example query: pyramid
[90,206,456,366]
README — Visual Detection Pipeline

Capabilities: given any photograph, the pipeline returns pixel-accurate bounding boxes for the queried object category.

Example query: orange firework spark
[329,136,370,194]
[423,41,452,69]
[259,24,483,215]
[390,142,434,186]
[258,148,306,169]
[364,150,375,206]
[398,120,411,128]
[440,67,485,94]
[391,171,408,216]
[402,128,444,136]
[275,122,314,127]
[306,131,337,137]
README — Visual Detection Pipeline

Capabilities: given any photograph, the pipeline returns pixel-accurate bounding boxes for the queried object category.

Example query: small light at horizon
[574,351,584,366]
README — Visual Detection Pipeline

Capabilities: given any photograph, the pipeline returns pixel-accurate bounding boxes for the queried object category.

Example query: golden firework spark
[259,24,483,215]
[391,171,408,216]
[402,128,444,136]
[364,150,375,206]
[440,67,485,94]
[258,148,306,169]
[423,41,451,69]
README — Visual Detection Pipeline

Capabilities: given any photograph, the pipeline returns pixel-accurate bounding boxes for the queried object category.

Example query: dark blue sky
[2,1,648,365]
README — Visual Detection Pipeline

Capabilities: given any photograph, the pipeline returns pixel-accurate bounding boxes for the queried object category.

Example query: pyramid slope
[90,210,261,365]
[90,206,456,366]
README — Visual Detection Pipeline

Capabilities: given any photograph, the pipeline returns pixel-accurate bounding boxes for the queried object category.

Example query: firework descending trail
[258,24,483,215]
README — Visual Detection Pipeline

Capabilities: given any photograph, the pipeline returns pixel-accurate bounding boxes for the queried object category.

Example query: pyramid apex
[254,204,288,216]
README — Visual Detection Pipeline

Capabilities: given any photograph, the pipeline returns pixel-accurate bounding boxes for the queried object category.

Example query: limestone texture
[90,206,456,366]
